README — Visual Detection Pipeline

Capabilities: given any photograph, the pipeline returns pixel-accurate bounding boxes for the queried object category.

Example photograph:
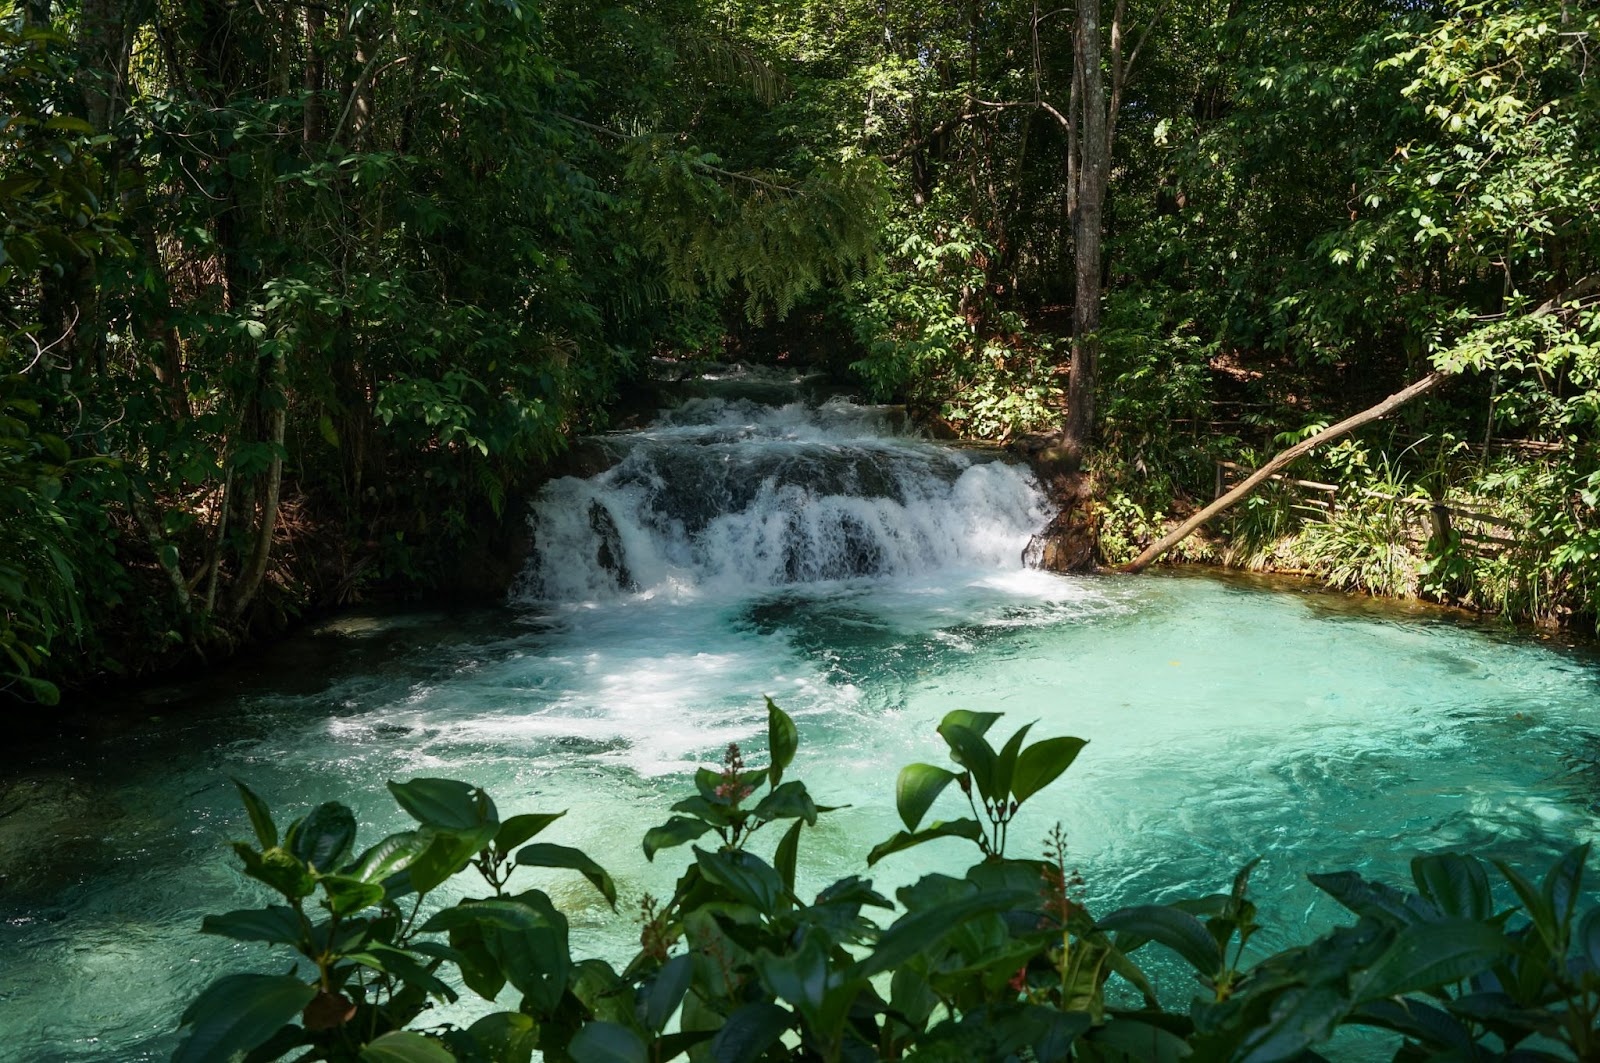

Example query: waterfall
[516,374,1054,602]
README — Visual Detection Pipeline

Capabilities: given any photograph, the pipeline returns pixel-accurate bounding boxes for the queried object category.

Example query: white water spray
[516,390,1054,602]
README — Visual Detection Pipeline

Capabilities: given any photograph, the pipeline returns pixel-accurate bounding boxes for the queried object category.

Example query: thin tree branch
[554,113,803,194]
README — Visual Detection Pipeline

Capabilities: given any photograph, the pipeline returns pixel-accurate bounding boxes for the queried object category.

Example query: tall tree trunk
[1061,0,1109,471]
[78,0,132,136]
[48,0,134,385]
[227,348,287,619]
[304,4,325,144]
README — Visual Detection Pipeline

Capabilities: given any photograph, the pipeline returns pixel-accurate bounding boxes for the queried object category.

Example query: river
[2,366,1597,1060]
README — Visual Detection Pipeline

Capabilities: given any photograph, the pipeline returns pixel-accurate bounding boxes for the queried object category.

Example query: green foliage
[1098,290,1218,488]
[628,143,886,322]
[183,700,1600,1061]
[846,217,1061,440]
[6,0,1600,698]
[0,376,88,703]
[0,0,906,697]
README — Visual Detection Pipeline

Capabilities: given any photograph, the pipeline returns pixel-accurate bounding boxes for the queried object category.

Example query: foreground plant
[178,702,1600,1061]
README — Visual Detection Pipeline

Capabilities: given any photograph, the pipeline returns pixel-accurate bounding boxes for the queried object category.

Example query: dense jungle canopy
[2,0,1598,703]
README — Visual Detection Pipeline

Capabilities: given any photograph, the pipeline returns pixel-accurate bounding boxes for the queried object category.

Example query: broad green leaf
[1352,999,1474,1052]
[43,115,93,134]
[867,818,984,866]
[992,722,1035,803]
[347,944,458,1002]
[1581,906,1600,971]
[465,1012,537,1063]
[319,874,386,917]
[938,709,1002,737]
[1011,736,1086,805]
[476,893,571,1015]
[567,1021,647,1063]
[1411,852,1491,920]
[233,778,278,849]
[750,780,817,825]
[514,842,617,908]
[1235,985,1348,1063]
[1083,1014,1192,1062]
[419,898,553,935]
[199,906,304,946]
[1355,919,1512,1002]
[669,795,734,825]
[895,762,960,832]
[693,767,724,802]
[1098,905,1224,974]
[755,933,853,1035]
[774,817,803,894]
[446,921,505,1003]
[709,1002,791,1063]
[643,816,715,861]
[857,888,1032,977]
[1016,1005,1094,1059]
[285,802,357,872]
[174,974,316,1063]
[408,826,494,895]
[695,847,784,910]
[572,958,632,1027]
[939,723,998,801]
[349,830,432,884]
[494,812,564,854]
[645,954,693,1032]
[767,696,798,786]
[360,1030,457,1062]
[232,843,315,901]
[1542,843,1589,941]
[1494,859,1556,949]
[1310,871,1429,927]
[388,778,498,832]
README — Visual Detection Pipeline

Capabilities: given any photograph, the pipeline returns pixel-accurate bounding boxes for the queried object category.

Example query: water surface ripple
[2,373,1597,1060]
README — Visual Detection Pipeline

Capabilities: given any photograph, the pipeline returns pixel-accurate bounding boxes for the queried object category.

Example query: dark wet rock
[552,438,624,480]
[838,513,885,577]
[1021,461,1099,574]
[1025,507,1098,573]
[552,735,630,755]
[588,500,637,592]
[0,772,125,899]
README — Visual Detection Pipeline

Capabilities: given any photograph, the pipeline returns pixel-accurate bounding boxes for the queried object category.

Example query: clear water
[3,371,1599,1061]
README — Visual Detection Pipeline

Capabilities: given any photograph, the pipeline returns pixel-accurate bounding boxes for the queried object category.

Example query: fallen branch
[1118,371,1448,573]
[1115,273,1600,573]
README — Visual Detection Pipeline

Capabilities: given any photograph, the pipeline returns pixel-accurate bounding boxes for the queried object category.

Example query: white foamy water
[518,393,1052,601]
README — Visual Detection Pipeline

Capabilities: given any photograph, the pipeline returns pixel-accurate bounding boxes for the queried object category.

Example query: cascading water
[4,365,1600,1062]
[517,389,1053,601]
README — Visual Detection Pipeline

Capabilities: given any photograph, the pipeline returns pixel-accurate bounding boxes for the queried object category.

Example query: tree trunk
[303,4,325,144]
[1060,0,1109,472]
[1119,371,1448,573]
[77,0,132,135]
[227,349,287,619]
